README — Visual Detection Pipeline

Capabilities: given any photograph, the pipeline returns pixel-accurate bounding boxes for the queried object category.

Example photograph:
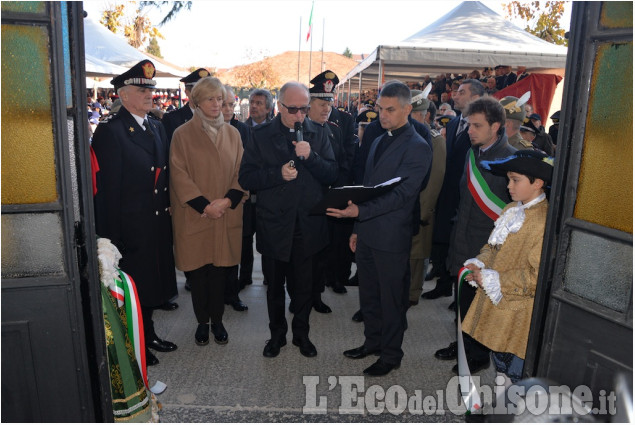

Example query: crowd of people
[90,59,556,411]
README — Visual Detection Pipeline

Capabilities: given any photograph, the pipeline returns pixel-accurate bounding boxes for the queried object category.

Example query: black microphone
[294,122,305,160]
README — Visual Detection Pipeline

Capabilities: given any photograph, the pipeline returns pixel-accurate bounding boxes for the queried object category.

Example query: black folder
[310,177,404,215]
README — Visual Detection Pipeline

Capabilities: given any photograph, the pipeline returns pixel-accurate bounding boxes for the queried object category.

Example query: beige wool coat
[462,199,548,359]
[169,112,247,271]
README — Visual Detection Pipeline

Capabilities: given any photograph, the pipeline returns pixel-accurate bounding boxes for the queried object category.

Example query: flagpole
[308,29,313,83]
[298,17,302,81]
[321,18,325,72]
[307,0,314,83]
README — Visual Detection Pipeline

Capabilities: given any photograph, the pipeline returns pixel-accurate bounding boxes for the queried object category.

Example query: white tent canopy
[339,1,568,91]
[84,18,186,79]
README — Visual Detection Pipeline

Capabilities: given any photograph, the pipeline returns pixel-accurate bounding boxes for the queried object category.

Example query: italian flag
[306,1,314,42]
[119,270,148,389]
[467,149,506,221]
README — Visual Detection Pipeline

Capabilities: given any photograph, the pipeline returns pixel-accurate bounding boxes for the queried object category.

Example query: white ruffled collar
[488,193,546,246]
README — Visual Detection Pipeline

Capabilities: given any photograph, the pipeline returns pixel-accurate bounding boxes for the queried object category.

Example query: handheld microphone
[294,122,305,160]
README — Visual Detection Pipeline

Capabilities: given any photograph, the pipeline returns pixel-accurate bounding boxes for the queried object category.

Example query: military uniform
[162,68,210,143]
[500,95,535,151]
[92,60,178,362]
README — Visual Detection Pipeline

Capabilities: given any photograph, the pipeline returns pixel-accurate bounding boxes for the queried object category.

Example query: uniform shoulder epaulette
[148,113,161,122]
[326,120,340,128]
[430,128,441,138]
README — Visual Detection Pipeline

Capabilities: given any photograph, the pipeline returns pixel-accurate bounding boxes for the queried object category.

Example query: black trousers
[356,240,410,365]
[430,241,452,289]
[141,307,157,345]
[239,199,256,286]
[262,233,313,341]
[188,263,228,324]
[224,265,240,304]
[325,218,354,284]
[456,277,490,362]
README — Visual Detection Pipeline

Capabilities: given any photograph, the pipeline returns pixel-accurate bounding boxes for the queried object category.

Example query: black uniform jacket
[162,103,193,143]
[92,106,177,307]
[238,116,337,262]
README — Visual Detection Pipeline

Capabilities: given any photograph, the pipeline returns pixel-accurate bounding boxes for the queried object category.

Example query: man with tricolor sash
[433,97,516,374]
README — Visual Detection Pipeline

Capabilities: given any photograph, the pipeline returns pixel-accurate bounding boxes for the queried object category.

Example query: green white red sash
[118,270,148,388]
[457,267,482,414]
[467,149,506,220]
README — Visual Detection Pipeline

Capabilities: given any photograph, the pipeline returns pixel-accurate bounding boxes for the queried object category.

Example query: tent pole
[358,71,362,101]
[378,59,383,89]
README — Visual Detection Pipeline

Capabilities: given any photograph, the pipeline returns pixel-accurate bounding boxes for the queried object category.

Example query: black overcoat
[238,116,337,262]
[92,107,177,307]
[162,103,193,143]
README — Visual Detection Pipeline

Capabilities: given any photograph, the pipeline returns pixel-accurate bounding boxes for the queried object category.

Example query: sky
[82,1,571,69]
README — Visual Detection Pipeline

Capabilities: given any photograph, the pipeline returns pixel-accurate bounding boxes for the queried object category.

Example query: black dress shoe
[263,337,286,357]
[195,323,209,346]
[211,322,228,345]
[425,266,441,281]
[332,281,347,294]
[147,338,177,352]
[343,345,380,359]
[158,301,179,311]
[231,299,248,311]
[292,336,317,357]
[313,299,332,314]
[421,286,452,299]
[452,357,490,374]
[351,309,363,322]
[434,341,458,360]
[347,273,358,286]
[146,349,159,366]
[363,359,400,376]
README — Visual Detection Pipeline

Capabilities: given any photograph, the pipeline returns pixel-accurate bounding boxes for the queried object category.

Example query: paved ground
[149,247,496,422]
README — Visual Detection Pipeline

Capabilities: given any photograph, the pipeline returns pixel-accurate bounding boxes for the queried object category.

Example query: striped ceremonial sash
[110,276,125,308]
[467,150,506,220]
[457,267,482,415]
[119,270,148,389]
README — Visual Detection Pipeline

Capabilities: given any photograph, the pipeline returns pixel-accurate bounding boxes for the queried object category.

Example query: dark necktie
[143,119,153,137]
[457,118,468,136]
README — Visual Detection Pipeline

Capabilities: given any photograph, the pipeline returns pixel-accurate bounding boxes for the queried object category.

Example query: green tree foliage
[505,1,569,46]
[342,47,353,58]
[139,1,192,26]
[100,2,164,48]
[146,37,162,58]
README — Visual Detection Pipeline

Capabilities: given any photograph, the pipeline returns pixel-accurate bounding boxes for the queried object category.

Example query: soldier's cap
[309,70,339,100]
[500,96,526,122]
[482,149,554,183]
[435,115,453,128]
[410,89,430,112]
[494,65,503,70]
[483,67,493,72]
[529,113,542,121]
[110,59,156,90]
[550,110,560,123]
[519,121,538,134]
[181,68,211,85]
[355,110,378,124]
[364,99,375,107]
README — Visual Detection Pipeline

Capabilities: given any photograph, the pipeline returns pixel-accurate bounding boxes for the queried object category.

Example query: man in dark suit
[424,79,485,298]
[221,85,250,312]
[162,68,210,143]
[92,60,178,366]
[328,81,432,376]
[239,82,337,359]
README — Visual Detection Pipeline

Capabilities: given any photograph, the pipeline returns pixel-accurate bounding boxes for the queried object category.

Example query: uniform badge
[198,69,210,78]
[323,80,334,93]
[129,127,135,133]
[142,62,155,79]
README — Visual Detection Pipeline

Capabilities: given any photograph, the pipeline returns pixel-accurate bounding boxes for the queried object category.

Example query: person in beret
[462,149,553,386]
[500,95,534,150]
[309,70,357,301]
[162,68,211,144]
[92,60,178,366]
[408,89,447,307]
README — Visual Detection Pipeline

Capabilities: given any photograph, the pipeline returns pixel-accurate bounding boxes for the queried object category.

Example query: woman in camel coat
[169,76,247,346]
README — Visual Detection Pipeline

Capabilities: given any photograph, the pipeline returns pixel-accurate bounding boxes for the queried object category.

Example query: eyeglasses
[280,102,310,114]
